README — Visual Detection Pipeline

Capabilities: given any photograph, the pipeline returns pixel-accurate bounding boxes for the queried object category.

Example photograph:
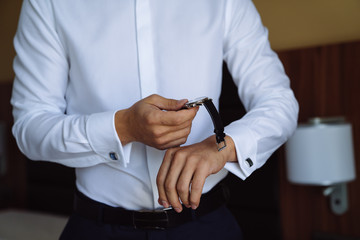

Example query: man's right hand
[114,94,199,150]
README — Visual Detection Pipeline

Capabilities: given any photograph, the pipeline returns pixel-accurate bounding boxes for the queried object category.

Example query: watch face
[185,97,210,108]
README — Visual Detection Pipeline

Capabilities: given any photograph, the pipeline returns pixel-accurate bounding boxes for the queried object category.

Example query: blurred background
[0,0,359,239]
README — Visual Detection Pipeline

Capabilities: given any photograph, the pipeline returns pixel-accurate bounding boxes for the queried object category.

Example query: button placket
[135,0,160,209]
[135,0,158,98]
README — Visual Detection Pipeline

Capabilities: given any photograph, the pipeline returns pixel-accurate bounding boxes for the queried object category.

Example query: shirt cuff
[224,123,258,180]
[86,110,132,167]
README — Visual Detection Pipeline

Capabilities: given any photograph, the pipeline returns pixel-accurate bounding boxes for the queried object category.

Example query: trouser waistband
[73,182,230,229]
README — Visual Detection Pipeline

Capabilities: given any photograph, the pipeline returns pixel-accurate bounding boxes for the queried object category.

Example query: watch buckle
[217,139,227,151]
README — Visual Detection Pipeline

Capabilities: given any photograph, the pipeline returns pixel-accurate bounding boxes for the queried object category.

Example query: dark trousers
[60,205,243,240]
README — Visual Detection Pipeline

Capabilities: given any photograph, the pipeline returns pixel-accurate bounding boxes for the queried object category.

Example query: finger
[160,118,194,138]
[164,152,188,213]
[155,127,191,149]
[159,107,198,126]
[155,118,193,136]
[176,157,197,207]
[147,94,188,111]
[157,137,187,150]
[157,149,176,208]
[189,166,208,210]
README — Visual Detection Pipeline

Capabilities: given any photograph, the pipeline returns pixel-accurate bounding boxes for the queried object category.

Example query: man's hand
[115,94,198,150]
[156,135,237,213]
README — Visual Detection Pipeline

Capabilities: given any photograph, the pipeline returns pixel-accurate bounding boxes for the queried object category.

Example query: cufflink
[109,152,118,160]
[245,158,253,167]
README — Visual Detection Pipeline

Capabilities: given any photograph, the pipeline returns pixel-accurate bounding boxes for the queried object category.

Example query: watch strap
[202,99,227,151]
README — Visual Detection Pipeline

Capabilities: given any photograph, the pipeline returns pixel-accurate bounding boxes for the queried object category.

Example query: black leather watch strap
[202,99,227,151]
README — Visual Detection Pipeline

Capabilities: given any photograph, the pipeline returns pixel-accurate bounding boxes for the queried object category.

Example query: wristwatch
[184,97,226,151]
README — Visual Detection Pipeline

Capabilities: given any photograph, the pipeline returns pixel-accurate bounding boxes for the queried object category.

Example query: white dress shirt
[11,0,298,210]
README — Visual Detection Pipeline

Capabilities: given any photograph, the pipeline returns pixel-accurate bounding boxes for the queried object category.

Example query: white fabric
[11,0,298,210]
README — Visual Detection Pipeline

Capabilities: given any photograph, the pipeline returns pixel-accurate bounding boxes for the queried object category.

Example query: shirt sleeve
[222,0,299,179]
[11,0,131,168]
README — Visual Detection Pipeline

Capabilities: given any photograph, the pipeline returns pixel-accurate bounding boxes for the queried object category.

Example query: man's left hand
[156,135,237,213]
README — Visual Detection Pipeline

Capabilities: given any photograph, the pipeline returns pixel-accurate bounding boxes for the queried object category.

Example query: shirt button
[245,158,253,167]
[109,152,118,160]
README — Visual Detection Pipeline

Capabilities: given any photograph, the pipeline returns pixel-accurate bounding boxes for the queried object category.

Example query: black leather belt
[73,182,229,230]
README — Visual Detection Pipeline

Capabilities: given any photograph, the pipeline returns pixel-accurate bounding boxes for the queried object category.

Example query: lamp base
[323,183,348,215]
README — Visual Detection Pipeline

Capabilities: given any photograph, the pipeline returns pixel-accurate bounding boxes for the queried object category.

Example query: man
[11,0,298,239]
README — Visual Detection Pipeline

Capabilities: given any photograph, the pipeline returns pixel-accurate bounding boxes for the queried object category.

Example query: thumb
[147,95,188,111]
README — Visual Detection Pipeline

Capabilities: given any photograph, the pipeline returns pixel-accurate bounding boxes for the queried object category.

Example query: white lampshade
[285,118,356,186]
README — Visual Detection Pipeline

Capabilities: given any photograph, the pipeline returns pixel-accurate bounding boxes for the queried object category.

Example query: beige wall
[1,0,360,82]
[253,0,360,51]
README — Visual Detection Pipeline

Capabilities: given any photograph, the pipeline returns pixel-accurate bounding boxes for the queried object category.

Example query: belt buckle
[132,209,170,230]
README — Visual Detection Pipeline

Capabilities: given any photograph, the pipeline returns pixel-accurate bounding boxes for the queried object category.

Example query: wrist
[115,109,134,145]
[222,135,237,163]
[205,135,237,163]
